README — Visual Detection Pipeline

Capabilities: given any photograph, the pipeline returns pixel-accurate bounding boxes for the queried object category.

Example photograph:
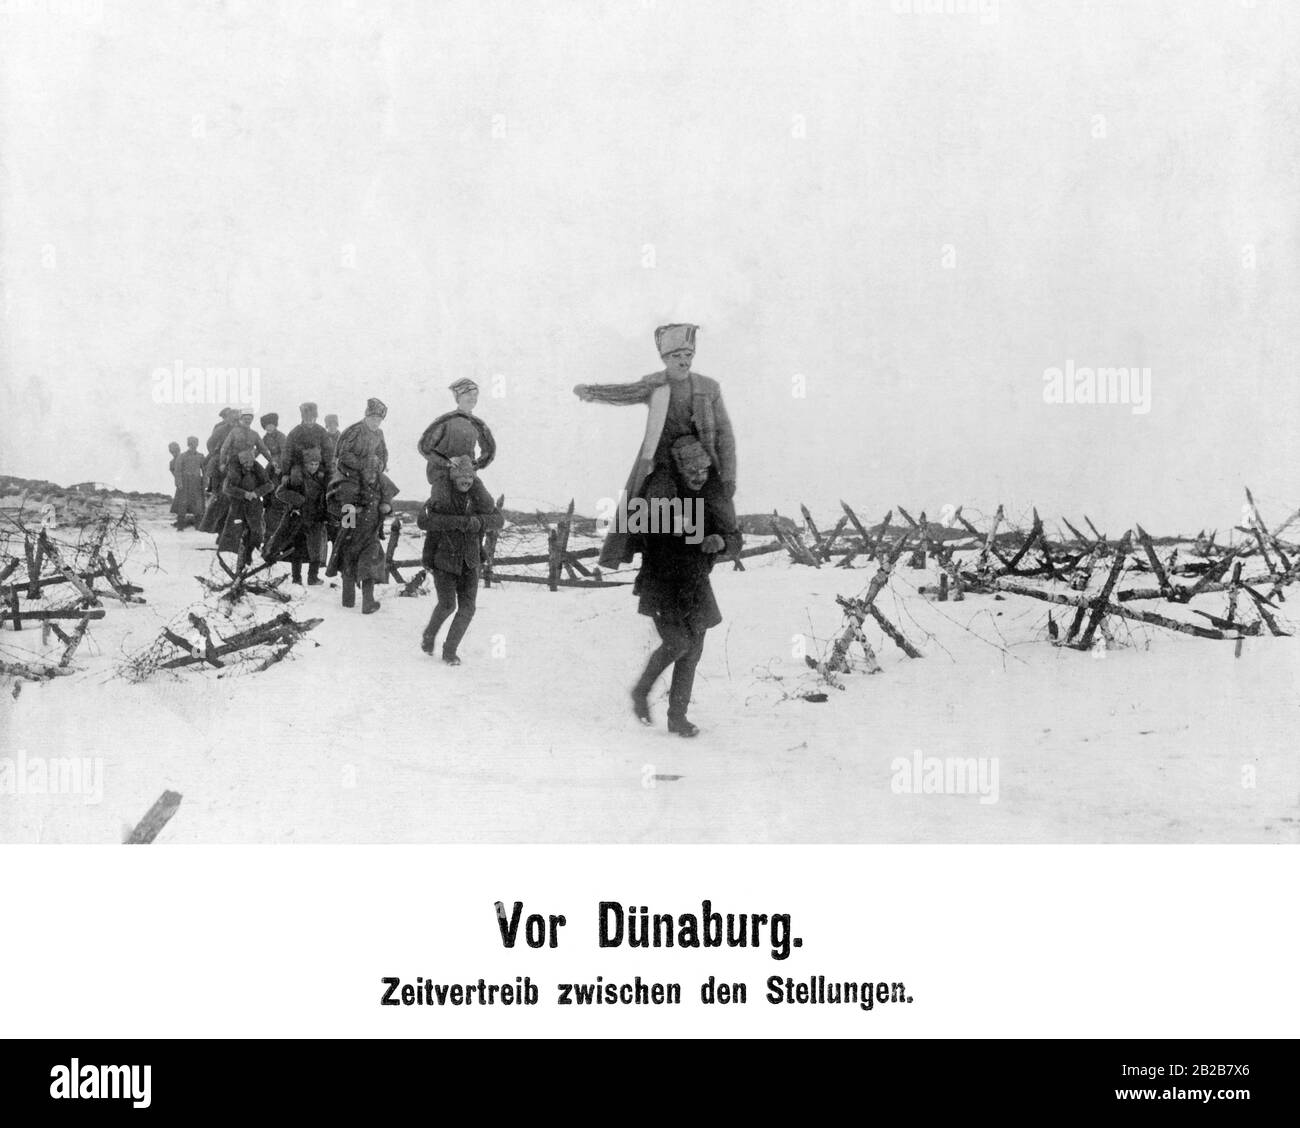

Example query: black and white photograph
[1,0,1297,1086]
[2,0,1295,846]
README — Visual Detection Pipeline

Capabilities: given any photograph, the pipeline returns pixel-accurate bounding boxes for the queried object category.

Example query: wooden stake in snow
[978,505,1004,575]
[1224,561,1244,626]
[866,602,924,658]
[771,513,820,567]
[482,493,504,588]
[820,533,913,673]
[818,515,848,561]
[544,500,576,590]
[799,504,824,556]
[1073,530,1132,650]
[38,532,97,605]
[385,518,405,584]
[1245,487,1292,575]
[26,535,44,601]
[125,791,183,844]
[836,504,890,569]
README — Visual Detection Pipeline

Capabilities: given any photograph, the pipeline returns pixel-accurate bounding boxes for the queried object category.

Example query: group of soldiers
[167,386,499,663]
[164,324,741,731]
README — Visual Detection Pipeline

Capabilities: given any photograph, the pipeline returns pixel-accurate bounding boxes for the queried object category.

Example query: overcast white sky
[2,0,1297,534]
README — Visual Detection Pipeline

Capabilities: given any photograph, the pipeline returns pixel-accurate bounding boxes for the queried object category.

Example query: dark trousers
[424,566,479,656]
[634,614,706,722]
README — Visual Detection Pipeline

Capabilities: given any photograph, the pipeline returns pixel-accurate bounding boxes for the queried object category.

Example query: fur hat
[324,413,339,426]
[299,401,318,418]
[365,397,388,420]
[655,323,698,356]
[447,455,477,480]
[670,435,712,476]
[260,412,278,428]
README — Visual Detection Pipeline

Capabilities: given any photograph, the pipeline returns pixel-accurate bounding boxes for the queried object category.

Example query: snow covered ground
[1,504,1297,844]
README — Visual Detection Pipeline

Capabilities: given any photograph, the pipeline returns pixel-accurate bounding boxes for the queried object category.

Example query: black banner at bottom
[3,1038,1288,1116]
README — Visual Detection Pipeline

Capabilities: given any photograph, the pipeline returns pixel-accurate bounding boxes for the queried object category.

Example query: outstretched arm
[572,377,659,406]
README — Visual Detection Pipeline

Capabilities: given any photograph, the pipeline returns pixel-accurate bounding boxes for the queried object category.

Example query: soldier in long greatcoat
[332,397,389,486]
[172,436,207,530]
[326,452,398,613]
[283,402,331,478]
[217,446,275,566]
[198,407,238,533]
[264,447,329,584]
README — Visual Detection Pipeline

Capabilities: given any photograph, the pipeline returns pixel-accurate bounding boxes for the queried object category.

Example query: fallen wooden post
[159,613,322,669]
[489,573,632,588]
[492,547,600,567]
[737,542,785,560]
[2,606,108,627]
[400,569,428,597]
[125,790,183,844]
[0,657,78,681]
[996,577,1239,641]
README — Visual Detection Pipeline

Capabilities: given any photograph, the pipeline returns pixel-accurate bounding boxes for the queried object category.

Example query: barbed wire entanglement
[0,499,158,688]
